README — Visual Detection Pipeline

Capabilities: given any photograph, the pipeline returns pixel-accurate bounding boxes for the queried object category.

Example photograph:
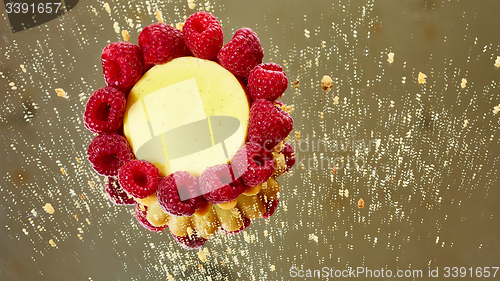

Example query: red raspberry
[118,160,160,199]
[139,23,191,66]
[171,231,207,250]
[183,11,223,60]
[248,63,288,101]
[87,133,135,177]
[157,171,204,217]
[105,177,136,205]
[231,142,274,187]
[282,142,296,172]
[261,198,279,219]
[247,99,293,150]
[135,204,166,232]
[83,86,126,134]
[221,216,251,235]
[217,28,263,78]
[101,42,144,92]
[199,164,244,204]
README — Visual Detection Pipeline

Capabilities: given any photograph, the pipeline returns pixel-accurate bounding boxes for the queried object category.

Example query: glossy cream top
[123,57,250,177]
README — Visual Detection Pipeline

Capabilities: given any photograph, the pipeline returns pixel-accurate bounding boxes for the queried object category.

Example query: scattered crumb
[304,29,310,38]
[113,22,120,34]
[308,233,318,243]
[293,80,300,89]
[358,198,365,208]
[43,203,55,214]
[176,22,185,31]
[295,131,300,140]
[22,228,28,235]
[188,0,196,9]
[167,274,174,281]
[198,249,207,262]
[463,119,468,128]
[387,52,394,64]
[270,265,275,272]
[122,30,130,42]
[186,226,194,236]
[20,64,26,73]
[31,209,38,217]
[418,72,427,84]
[495,56,500,68]
[493,104,500,115]
[332,166,337,174]
[104,3,111,14]
[333,96,339,105]
[60,167,66,175]
[390,100,395,107]
[49,239,56,247]
[155,10,163,23]
[402,76,407,84]
[460,78,467,88]
[321,75,334,91]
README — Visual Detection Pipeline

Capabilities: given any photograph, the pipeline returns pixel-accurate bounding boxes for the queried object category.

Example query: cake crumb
[418,72,427,84]
[460,78,467,88]
[156,10,164,23]
[60,167,66,175]
[176,22,185,31]
[43,203,55,214]
[493,104,500,115]
[113,22,120,34]
[321,75,334,91]
[387,52,394,63]
[390,100,395,108]
[49,239,56,247]
[22,228,28,235]
[31,209,38,217]
[198,249,207,262]
[304,29,310,38]
[20,64,27,73]
[55,88,68,99]
[358,198,365,208]
[308,233,318,243]
[333,96,339,105]
[293,80,300,89]
[104,3,111,14]
[495,56,500,68]
[295,131,300,140]
[463,119,468,128]
[188,0,196,9]
[270,265,276,271]
[122,30,130,42]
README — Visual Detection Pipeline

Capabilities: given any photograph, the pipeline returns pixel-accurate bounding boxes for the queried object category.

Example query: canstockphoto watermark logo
[4,0,79,33]
[292,135,381,171]
[126,79,251,200]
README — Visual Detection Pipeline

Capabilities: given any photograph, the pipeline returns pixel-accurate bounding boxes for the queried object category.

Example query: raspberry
[101,42,144,92]
[83,86,126,134]
[282,142,296,172]
[183,11,223,60]
[139,23,191,66]
[171,231,207,250]
[221,216,251,235]
[87,133,135,177]
[247,99,294,150]
[105,177,136,205]
[248,63,288,101]
[135,204,166,232]
[118,160,160,199]
[231,142,274,187]
[199,164,244,204]
[261,198,279,219]
[157,171,205,217]
[217,28,263,78]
